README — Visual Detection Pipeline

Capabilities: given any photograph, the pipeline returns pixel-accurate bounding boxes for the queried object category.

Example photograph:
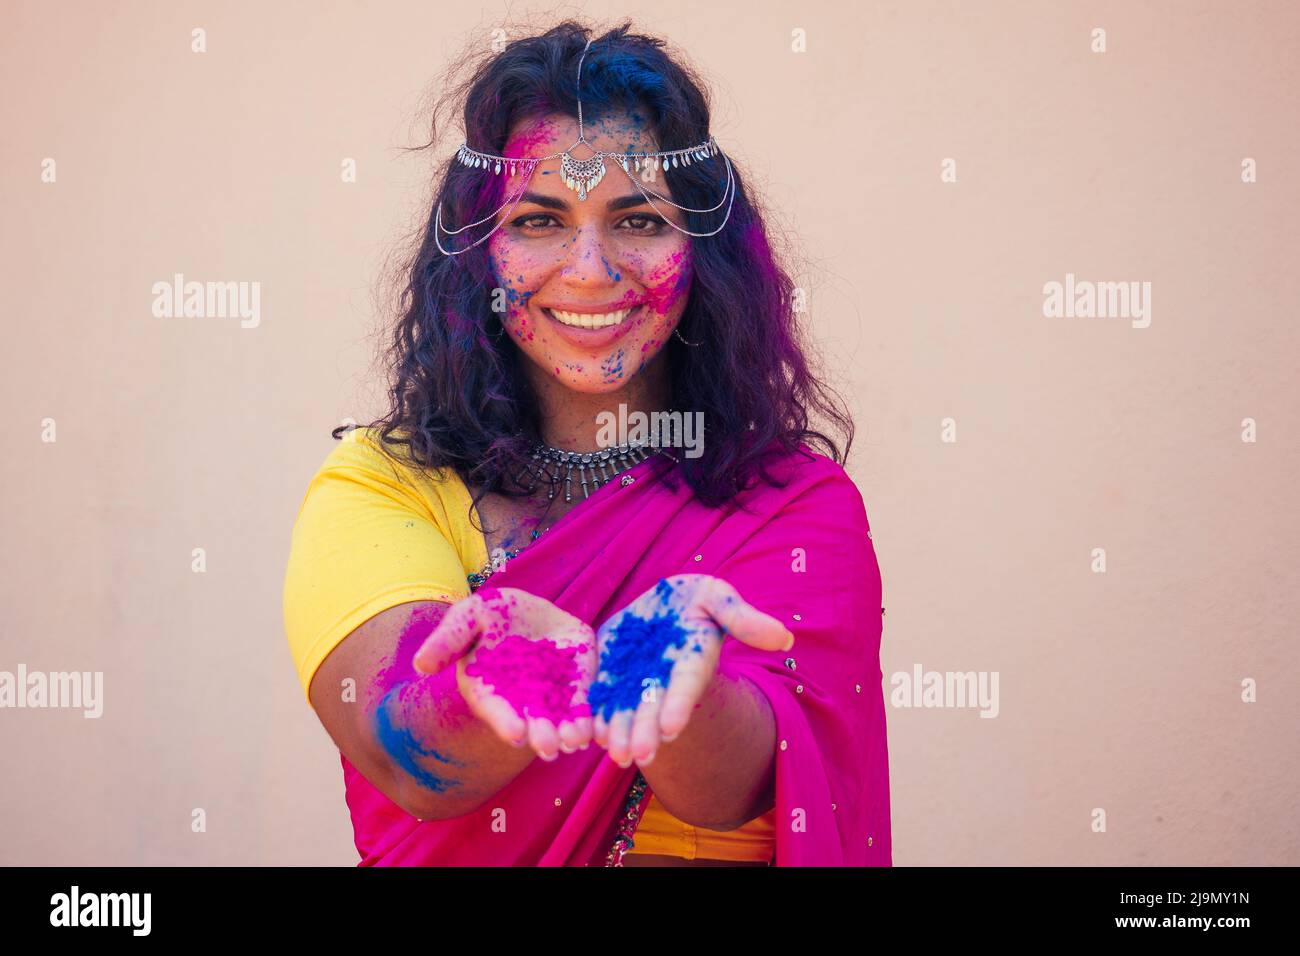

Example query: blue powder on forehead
[588,606,690,719]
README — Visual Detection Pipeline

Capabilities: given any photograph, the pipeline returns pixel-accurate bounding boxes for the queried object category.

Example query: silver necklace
[518,436,672,503]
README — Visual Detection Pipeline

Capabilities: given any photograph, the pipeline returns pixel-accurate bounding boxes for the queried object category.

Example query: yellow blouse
[285,427,775,862]
[629,795,774,862]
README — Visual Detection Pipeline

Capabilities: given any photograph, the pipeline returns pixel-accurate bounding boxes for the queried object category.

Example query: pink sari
[341,441,892,866]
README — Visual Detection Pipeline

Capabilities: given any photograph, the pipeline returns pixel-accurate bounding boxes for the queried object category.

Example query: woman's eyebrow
[518,192,651,211]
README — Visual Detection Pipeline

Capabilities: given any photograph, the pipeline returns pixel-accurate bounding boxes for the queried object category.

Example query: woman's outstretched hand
[590,574,793,769]
[412,586,597,761]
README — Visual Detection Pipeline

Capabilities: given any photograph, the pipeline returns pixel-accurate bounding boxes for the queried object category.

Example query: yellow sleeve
[282,428,487,703]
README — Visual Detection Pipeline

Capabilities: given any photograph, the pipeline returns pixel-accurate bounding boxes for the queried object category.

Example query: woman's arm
[309,600,535,821]
[637,670,777,830]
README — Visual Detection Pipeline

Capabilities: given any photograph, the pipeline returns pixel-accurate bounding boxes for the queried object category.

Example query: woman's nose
[558,226,619,286]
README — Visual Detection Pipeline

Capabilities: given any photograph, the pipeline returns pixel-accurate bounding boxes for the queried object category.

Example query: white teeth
[548,307,633,329]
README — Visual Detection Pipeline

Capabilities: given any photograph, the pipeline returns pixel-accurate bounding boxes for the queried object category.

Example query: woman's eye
[510,214,558,231]
[621,214,668,233]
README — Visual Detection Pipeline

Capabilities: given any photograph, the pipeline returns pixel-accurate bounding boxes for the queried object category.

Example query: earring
[674,326,703,347]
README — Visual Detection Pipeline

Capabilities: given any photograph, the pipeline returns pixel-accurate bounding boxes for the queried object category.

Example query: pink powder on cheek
[465,633,591,724]
[642,247,694,313]
[616,247,693,356]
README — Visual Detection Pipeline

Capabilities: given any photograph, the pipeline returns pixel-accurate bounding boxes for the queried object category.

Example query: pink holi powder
[396,603,443,644]
[465,633,590,723]
[373,603,447,695]
[501,116,563,161]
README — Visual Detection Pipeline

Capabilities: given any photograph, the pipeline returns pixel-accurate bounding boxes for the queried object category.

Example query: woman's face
[486,110,694,393]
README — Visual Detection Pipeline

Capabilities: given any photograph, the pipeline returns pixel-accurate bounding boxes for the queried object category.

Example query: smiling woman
[282,18,891,867]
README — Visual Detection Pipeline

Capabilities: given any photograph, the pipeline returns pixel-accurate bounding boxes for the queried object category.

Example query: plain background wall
[2,0,1297,865]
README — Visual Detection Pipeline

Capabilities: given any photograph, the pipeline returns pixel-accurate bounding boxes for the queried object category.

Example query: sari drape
[341,441,892,866]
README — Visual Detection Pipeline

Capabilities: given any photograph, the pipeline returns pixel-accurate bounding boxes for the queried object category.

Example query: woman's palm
[414,587,597,760]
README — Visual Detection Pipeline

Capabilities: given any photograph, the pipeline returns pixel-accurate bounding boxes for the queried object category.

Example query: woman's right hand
[412,586,597,761]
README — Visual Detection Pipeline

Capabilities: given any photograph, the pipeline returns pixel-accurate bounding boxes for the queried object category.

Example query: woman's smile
[539,302,645,349]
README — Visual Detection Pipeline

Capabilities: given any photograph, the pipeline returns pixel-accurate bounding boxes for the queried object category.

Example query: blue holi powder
[589,602,690,720]
[497,278,522,304]
[584,60,665,104]
[601,348,625,380]
[604,260,621,282]
[374,685,463,793]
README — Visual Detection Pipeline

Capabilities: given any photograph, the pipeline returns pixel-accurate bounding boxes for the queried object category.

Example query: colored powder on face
[501,116,561,161]
[373,684,464,793]
[588,606,691,720]
[465,633,590,724]
[601,347,625,381]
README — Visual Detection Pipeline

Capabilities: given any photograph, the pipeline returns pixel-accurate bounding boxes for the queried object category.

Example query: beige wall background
[2,0,1296,865]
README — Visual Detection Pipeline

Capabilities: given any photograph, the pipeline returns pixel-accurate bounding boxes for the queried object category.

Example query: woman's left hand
[590,574,793,768]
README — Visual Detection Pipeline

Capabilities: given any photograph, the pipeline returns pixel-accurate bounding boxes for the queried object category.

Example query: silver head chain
[435,37,735,255]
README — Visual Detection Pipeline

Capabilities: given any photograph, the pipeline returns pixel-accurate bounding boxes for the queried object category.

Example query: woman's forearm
[363,671,537,820]
[637,670,777,830]
[339,600,534,820]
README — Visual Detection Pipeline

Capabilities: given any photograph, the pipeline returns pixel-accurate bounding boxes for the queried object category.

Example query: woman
[282,20,891,866]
